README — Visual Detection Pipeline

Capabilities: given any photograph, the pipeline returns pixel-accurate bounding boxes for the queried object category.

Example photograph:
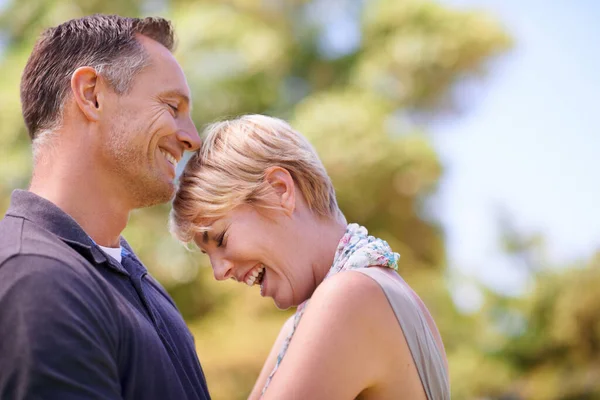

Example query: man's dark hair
[20,14,175,141]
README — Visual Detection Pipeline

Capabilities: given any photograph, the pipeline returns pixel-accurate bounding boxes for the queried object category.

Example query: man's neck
[30,149,130,248]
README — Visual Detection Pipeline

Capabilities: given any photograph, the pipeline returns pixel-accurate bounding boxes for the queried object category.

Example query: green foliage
[454,253,600,400]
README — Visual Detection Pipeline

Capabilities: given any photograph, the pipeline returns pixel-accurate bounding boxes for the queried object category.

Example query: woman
[170,115,450,400]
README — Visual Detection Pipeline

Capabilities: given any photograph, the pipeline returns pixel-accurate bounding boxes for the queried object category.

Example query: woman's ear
[70,66,102,122]
[264,166,296,215]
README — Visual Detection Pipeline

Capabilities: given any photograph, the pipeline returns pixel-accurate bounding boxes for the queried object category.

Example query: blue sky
[433,0,600,299]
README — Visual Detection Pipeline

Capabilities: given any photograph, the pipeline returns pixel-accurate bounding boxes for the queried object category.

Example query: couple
[0,14,449,400]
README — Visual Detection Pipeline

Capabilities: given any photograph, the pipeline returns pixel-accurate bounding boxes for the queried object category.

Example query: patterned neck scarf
[260,223,400,397]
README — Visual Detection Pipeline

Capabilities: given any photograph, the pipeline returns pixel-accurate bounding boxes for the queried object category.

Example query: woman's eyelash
[215,232,226,247]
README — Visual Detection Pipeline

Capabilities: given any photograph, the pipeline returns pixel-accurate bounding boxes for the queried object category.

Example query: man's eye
[168,104,179,113]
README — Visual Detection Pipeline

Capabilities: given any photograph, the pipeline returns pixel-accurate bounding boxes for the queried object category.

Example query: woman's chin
[273,299,291,310]
[272,296,296,311]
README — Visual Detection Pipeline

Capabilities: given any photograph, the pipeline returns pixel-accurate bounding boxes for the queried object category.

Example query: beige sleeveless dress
[354,267,451,400]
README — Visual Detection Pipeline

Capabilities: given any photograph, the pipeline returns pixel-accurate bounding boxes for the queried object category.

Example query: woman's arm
[259,271,398,400]
[248,315,295,400]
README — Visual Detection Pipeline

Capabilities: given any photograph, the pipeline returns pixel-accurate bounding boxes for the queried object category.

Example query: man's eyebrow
[160,89,191,109]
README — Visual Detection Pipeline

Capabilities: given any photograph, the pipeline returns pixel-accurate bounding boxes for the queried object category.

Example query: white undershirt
[98,244,122,263]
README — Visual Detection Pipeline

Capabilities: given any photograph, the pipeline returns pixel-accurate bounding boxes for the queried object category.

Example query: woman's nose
[211,257,234,281]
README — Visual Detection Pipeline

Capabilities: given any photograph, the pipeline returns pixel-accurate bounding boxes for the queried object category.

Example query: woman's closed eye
[215,231,226,247]
[198,230,225,254]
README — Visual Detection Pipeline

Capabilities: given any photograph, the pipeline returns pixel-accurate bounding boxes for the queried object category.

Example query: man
[0,15,210,399]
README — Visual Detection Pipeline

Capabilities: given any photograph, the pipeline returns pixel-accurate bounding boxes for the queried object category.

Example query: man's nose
[176,116,201,151]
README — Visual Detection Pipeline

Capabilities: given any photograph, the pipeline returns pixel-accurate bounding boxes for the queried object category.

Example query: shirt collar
[6,189,129,275]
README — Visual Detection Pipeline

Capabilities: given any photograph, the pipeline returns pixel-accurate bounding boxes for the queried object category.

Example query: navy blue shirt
[0,190,211,400]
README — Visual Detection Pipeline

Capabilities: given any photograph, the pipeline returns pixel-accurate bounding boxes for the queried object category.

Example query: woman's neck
[309,213,348,291]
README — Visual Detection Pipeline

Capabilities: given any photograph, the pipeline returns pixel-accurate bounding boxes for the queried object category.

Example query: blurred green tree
[452,216,600,400]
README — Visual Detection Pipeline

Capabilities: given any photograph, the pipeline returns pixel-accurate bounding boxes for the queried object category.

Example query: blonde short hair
[170,114,340,242]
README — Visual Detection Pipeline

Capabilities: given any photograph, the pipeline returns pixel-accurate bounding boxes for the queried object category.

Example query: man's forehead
[137,34,189,89]
[136,33,172,55]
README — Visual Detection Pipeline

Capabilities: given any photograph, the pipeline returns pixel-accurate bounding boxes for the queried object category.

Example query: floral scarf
[260,223,400,397]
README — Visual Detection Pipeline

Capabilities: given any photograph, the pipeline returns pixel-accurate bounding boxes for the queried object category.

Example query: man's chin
[132,180,175,209]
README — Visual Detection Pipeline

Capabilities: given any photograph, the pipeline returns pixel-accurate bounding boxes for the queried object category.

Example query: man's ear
[70,66,102,122]
[264,166,296,215]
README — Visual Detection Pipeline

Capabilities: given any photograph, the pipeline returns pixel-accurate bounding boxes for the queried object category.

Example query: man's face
[99,35,200,209]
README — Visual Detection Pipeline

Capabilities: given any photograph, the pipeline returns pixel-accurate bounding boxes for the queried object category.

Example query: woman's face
[194,204,317,310]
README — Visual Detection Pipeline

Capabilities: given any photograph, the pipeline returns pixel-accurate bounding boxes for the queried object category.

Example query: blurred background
[1,0,599,399]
